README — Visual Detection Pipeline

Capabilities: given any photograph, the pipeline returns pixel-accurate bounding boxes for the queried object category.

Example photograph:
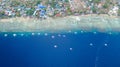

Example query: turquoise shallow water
[0,16,120,32]
[0,31,120,67]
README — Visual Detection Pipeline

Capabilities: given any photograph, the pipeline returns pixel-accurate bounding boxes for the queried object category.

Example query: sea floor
[0,15,120,32]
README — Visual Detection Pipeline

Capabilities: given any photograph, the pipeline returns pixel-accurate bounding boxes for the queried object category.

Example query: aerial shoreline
[0,14,120,33]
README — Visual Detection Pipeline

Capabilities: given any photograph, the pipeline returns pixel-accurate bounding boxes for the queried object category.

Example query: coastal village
[0,0,120,19]
[0,0,120,32]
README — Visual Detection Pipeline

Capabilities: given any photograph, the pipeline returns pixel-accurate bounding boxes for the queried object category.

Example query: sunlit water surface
[0,31,120,67]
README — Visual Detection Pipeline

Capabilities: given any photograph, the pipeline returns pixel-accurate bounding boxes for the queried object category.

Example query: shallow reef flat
[0,15,120,33]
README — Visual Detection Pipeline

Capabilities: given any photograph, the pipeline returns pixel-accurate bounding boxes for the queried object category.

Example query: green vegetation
[103,3,109,9]
[66,7,72,15]
[65,0,69,2]
[36,0,42,5]
[0,0,119,19]
[51,0,56,8]
[11,1,20,6]
[103,0,112,9]
[16,11,21,17]
[26,8,34,16]
[93,0,101,3]
[0,11,4,16]
[118,9,120,16]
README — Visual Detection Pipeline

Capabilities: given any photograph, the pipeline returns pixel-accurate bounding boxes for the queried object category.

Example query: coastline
[0,14,120,33]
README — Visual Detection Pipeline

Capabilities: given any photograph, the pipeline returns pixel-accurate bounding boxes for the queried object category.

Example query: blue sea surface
[0,32,120,67]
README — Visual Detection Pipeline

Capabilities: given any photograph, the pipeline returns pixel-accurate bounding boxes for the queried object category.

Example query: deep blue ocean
[0,31,120,67]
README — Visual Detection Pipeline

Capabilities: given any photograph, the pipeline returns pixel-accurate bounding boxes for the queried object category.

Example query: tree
[103,0,111,9]
[65,0,69,2]
[36,0,42,5]
[26,8,34,16]
[93,0,101,3]
[118,9,120,16]
[11,1,20,7]
[103,3,109,9]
